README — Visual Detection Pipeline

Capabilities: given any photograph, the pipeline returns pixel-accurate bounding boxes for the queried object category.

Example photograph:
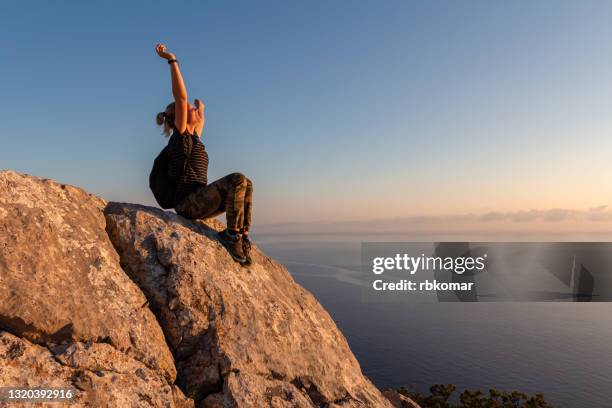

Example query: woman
[155,43,253,265]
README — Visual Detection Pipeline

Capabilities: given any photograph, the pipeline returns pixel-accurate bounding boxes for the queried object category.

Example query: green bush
[398,384,552,408]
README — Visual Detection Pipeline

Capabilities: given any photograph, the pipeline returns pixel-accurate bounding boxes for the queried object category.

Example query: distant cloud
[587,205,612,221]
[257,205,612,235]
[479,208,581,223]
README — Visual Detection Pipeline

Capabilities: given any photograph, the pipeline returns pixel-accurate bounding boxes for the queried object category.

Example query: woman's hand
[195,99,206,135]
[195,99,205,122]
[155,43,176,61]
[157,42,187,132]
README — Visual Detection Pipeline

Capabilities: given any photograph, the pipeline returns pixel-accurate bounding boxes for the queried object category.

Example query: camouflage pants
[175,172,253,232]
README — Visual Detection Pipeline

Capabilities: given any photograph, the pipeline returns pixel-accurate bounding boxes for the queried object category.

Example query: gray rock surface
[105,202,395,407]
[382,389,420,408]
[0,331,193,408]
[0,170,411,408]
[0,170,189,407]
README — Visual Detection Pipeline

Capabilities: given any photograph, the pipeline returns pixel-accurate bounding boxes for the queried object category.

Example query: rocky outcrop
[104,202,394,407]
[0,331,192,407]
[0,170,404,408]
[382,390,420,408]
[0,170,190,407]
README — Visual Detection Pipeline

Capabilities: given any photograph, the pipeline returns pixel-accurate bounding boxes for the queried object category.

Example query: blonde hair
[155,102,176,137]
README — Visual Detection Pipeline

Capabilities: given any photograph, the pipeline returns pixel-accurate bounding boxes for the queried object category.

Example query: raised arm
[195,99,206,136]
[156,43,188,134]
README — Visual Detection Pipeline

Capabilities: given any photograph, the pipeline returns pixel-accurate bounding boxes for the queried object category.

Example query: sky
[3,1,612,228]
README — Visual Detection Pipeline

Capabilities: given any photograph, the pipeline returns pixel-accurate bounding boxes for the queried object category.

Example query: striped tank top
[168,128,209,205]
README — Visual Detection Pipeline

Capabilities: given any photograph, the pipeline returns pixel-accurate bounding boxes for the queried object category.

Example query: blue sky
[3,1,612,225]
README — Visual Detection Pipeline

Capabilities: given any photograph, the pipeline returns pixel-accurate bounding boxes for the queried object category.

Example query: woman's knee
[228,172,247,187]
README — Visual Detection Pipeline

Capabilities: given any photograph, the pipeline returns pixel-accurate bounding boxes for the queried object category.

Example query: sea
[255,232,612,408]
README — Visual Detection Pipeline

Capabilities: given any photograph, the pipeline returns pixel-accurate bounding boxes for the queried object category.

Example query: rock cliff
[0,170,406,408]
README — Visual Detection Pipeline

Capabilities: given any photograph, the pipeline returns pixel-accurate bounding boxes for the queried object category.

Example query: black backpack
[149,138,193,209]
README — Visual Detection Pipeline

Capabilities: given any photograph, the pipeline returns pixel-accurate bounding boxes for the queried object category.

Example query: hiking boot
[218,229,247,264]
[242,235,252,265]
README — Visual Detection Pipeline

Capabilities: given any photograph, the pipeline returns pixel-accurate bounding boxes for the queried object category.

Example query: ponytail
[155,102,176,137]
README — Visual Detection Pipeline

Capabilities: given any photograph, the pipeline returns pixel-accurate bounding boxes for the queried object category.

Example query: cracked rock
[0,171,175,382]
[0,170,406,408]
[0,331,192,407]
[104,202,395,407]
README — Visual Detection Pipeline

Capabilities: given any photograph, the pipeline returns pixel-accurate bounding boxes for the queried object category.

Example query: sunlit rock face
[0,170,189,407]
[105,202,394,407]
[0,170,403,408]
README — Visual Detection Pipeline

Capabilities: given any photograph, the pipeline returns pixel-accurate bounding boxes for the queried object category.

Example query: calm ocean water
[255,233,612,408]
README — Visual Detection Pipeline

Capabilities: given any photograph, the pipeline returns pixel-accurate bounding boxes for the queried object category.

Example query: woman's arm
[156,43,188,134]
[195,99,206,136]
